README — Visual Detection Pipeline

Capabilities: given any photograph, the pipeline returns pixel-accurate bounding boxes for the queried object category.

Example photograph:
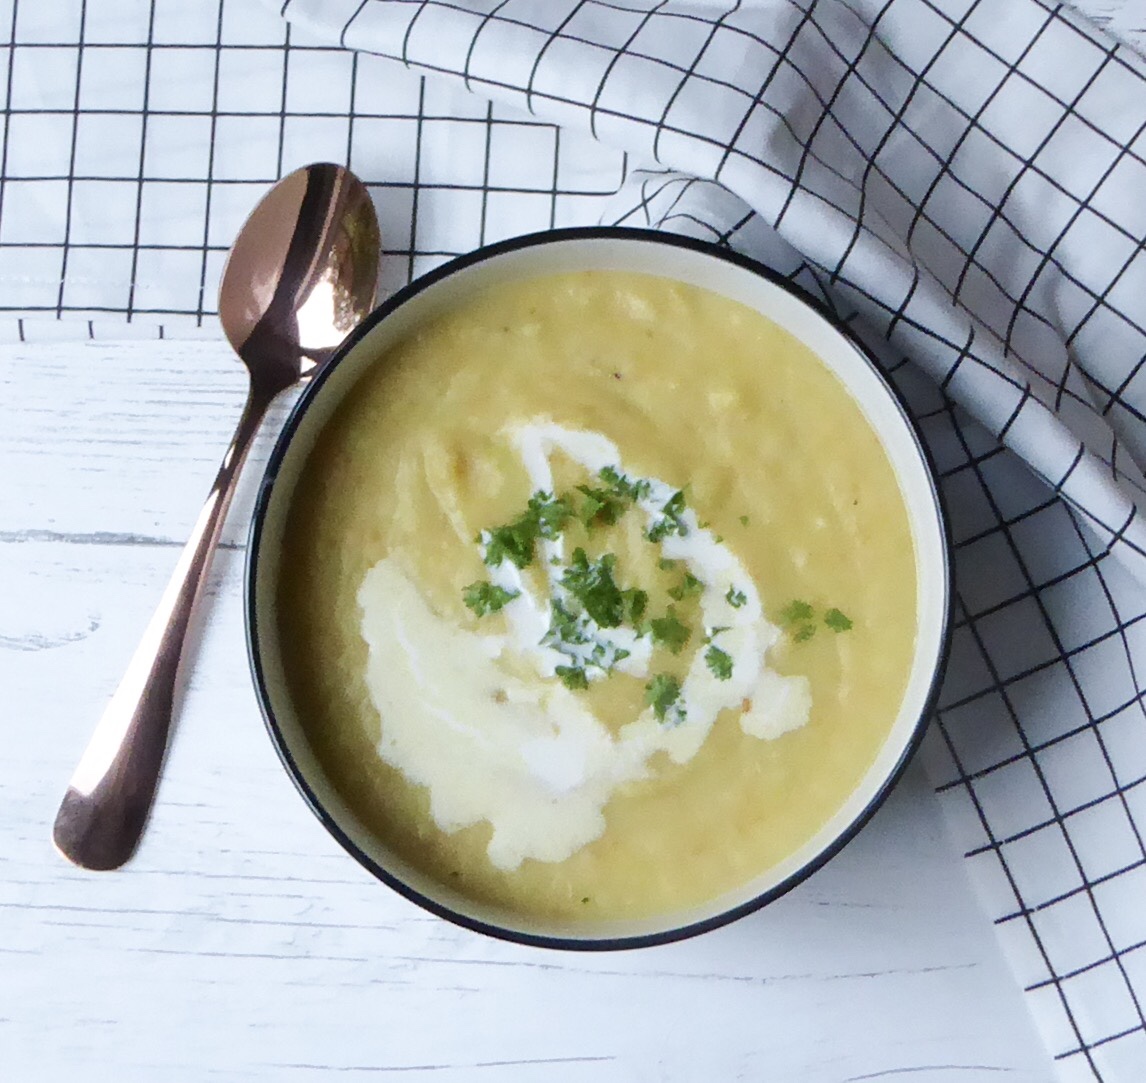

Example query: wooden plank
[2,339,1054,1080]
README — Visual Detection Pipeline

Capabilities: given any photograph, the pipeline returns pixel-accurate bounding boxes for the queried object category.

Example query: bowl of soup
[245,227,950,949]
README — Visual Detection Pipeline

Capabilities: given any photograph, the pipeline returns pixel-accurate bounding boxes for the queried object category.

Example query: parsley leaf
[482,490,573,568]
[624,588,649,624]
[650,607,691,654]
[527,490,574,539]
[555,664,589,691]
[576,466,650,529]
[780,599,814,624]
[739,514,750,526]
[541,597,590,651]
[462,581,520,616]
[793,624,816,643]
[705,644,733,680]
[668,572,704,601]
[824,607,854,632]
[560,548,626,628]
[647,490,689,542]
[483,521,537,569]
[575,483,618,528]
[599,464,651,502]
[726,586,748,609]
[645,673,683,723]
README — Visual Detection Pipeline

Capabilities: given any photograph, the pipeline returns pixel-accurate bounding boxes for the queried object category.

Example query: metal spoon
[52,162,381,871]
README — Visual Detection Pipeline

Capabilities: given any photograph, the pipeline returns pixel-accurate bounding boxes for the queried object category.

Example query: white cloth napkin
[4,1,1145,1076]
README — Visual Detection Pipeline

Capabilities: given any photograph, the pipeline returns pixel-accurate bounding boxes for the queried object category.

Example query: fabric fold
[282,0,1146,583]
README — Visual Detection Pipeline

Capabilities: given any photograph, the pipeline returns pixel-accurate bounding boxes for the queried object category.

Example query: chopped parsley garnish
[462,581,520,616]
[624,588,649,624]
[468,462,777,705]
[780,599,814,624]
[576,483,619,528]
[482,490,569,569]
[542,598,628,684]
[560,548,626,628]
[705,644,733,680]
[645,673,683,723]
[541,597,590,651]
[777,601,854,640]
[668,572,704,601]
[824,607,854,632]
[647,490,688,542]
[599,465,651,502]
[555,664,589,691]
[527,490,574,539]
[577,466,650,528]
[649,608,691,654]
[483,520,537,569]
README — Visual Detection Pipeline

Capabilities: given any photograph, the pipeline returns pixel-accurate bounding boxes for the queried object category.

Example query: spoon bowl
[52,162,381,871]
[220,164,379,377]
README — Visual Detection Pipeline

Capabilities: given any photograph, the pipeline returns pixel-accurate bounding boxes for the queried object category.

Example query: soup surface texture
[277,270,918,922]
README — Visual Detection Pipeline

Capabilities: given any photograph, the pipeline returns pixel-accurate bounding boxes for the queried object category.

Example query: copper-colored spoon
[52,163,381,870]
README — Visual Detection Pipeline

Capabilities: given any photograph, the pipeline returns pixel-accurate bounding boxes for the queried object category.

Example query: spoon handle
[52,380,276,870]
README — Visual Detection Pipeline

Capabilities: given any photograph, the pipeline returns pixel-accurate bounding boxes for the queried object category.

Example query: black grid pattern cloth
[2,0,1145,1077]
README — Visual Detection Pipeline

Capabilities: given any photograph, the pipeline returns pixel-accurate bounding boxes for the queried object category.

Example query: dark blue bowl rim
[244,225,954,952]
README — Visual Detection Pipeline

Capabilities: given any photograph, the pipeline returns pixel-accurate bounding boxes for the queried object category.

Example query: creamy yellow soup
[277,270,917,922]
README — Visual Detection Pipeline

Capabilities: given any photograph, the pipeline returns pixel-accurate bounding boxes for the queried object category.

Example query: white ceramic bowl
[246,228,951,949]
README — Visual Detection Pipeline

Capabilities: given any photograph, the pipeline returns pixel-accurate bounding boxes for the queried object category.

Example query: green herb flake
[647,490,689,542]
[668,571,704,601]
[481,490,573,569]
[462,581,520,617]
[650,608,691,654]
[726,586,748,609]
[645,673,683,723]
[657,558,678,572]
[599,465,651,502]
[780,599,814,624]
[483,521,537,569]
[793,624,816,643]
[624,588,649,624]
[555,665,589,691]
[705,644,734,681]
[541,598,589,651]
[575,485,611,527]
[560,548,626,628]
[739,514,750,526]
[824,607,854,632]
[576,466,651,530]
[527,490,574,539]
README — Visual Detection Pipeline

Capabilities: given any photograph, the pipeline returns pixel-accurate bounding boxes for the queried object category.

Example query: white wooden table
[4,4,1145,1079]
[0,271,1060,1083]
